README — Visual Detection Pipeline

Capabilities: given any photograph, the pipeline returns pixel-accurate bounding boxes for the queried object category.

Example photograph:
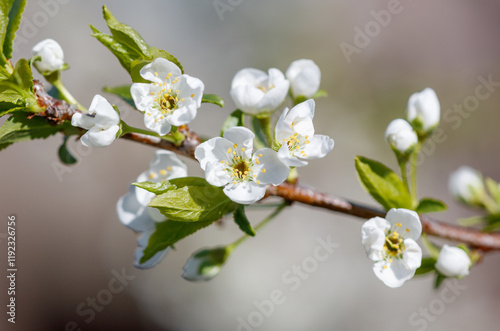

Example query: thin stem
[121,122,179,144]
[50,78,86,112]
[399,160,409,191]
[228,202,288,250]
[410,143,421,206]
[257,115,274,147]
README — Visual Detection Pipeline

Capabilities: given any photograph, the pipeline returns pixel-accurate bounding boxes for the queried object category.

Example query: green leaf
[221,110,244,136]
[354,156,412,210]
[182,246,231,282]
[148,177,237,222]
[483,214,500,232]
[91,25,137,73]
[202,94,224,108]
[416,198,447,214]
[58,136,77,165]
[133,180,177,195]
[312,89,328,99]
[415,257,436,276]
[420,234,441,260]
[434,273,446,289]
[251,116,271,149]
[148,47,183,74]
[103,84,135,107]
[486,177,500,206]
[233,205,255,236]
[0,0,13,64]
[0,112,69,149]
[9,58,33,90]
[140,219,215,264]
[458,216,485,227]
[3,0,26,60]
[102,6,150,58]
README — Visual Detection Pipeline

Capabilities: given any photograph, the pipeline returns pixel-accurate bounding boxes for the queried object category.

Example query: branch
[31,81,500,252]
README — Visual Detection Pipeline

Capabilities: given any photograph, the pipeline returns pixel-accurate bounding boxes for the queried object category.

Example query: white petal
[277,145,308,167]
[147,207,167,223]
[131,83,155,112]
[302,134,334,159]
[407,87,440,131]
[256,79,289,112]
[231,68,268,89]
[385,119,417,153]
[373,259,415,288]
[448,166,485,203]
[135,171,156,206]
[286,59,321,98]
[402,239,422,271]
[167,100,197,126]
[275,107,295,142]
[134,230,170,269]
[385,119,413,138]
[223,126,254,157]
[361,217,390,261]
[435,245,470,277]
[71,113,95,130]
[144,111,172,136]
[177,74,204,107]
[116,190,155,232]
[254,148,290,185]
[223,181,267,204]
[149,150,188,179]
[140,58,182,83]
[230,85,265,114]
[386,208,422,240]
[32,39,64,72]
[89,94,120,128]
[195,137,233,171]
[285,100,315,136]
[80,125,119,148]
[205,162,231,187]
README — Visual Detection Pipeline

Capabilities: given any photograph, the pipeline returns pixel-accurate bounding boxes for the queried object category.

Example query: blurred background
[1,0,500,330]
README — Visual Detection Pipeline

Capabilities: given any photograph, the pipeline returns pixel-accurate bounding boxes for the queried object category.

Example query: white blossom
[435,245,470,278]
[32,38,65,73]
[275,99,334,167]
[449,166,485,205]
[71,95,120,148]
[117,150,188,268]
[230,68,289,115]
[361,208,422,288]
[407,87,440,133]
[131,58,204,136]
[195,126,290,204]
[286,59,321,99]
[385,119,418,154]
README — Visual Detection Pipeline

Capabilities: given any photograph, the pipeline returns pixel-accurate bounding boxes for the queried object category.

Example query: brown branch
[32,81,500,252]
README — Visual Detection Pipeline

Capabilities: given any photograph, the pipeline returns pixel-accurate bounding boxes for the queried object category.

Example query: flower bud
[435,245,470,277]
[286,59,321,99]
[407,88,440,135]
[385,119,418,154]
[449,166,485,205]
[32,39,65,73]
[182,246,231,282]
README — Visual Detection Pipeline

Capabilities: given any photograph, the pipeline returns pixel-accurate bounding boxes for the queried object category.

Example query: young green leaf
[102,6,150,58]
[103,85,134,107]
[434,273,446,289]
[58,136,77,165]
[416,198,447,214]
[9,58,33,90]
[3,0,26,60]
[148,177,237,222]
[148,47,183,74]
[202,94,224,108]
[414,257,436,276]
[486,177,500,206]
[233,205,255,236]
[420,234,441,260]
[354,156,412,210]
[0,112,70,149]
[90,25,137,73]
[458,216,485,227]
[220,110,244,136]
[133,180,177,195]
[140,219,215,264]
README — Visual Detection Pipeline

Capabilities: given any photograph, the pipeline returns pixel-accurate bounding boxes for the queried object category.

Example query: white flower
[407,87,440,133]
[71,95,120,147]
[131,58,204,136]
[117,150,188,268]
[435,245,470,278]
[361,208,422,288]
[230,68,290,115]
[195,126,290,204]
[385,119,418,154]
[449,166,485,205]
[32,38,65,73]
[275,99,334,167]
[286,59,321,99]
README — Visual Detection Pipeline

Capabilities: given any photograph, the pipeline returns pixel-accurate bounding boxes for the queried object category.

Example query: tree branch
[32,80,500,252]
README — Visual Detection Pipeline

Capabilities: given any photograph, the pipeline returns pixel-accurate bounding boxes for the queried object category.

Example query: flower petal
[80,125,119,148]
[223,126,254,157]
[134,229,171,269]
[302,134,334,159]
[361,217,390,261]
[256,79,289,112]
[231,68,268,88]
[135,171,156,206]
[149,150,188,180]
[116,189,155,232]
[386,208,422,240]
[195,137,234,171]
[277,145,308,167]
[131,83,155,112]
[230,85,265,114]
[90,94,120,128]
[254,148,290,185]
[373,259,415,288]
[286,59,321,98]
[285,99,315,136]
[177,74,204,107]
[140,58,182,83]
[71,113,95,130]
[402,239,422,271]
[205,162,231,187]
[223,181,267,204]
[167,100,197,126]
[144,111,172,136]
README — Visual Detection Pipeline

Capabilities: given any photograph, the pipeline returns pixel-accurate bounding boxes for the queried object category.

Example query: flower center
[222,144,266,185]
[282,133,310,158]
[256,83,274,93]
[380,222,409,269]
